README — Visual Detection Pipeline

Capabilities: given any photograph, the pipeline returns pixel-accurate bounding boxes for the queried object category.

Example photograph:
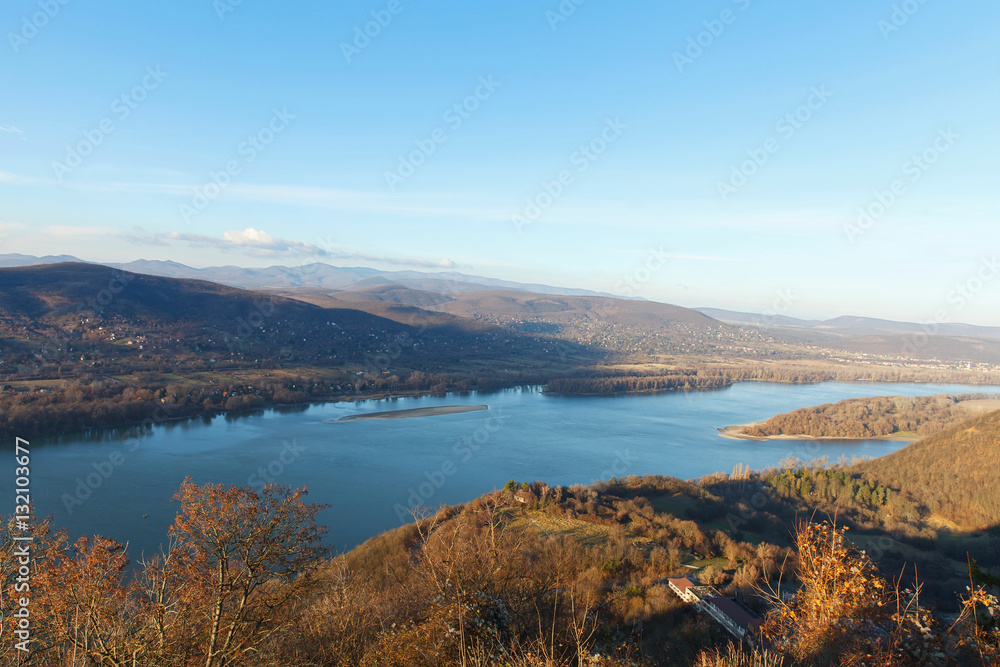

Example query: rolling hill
[265,284,750,360]
[0,263,582,380]
[855,408,1000,528]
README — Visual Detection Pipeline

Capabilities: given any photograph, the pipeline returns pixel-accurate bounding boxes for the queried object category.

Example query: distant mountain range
[285,284,725,337]
[4,255,998,346]
[0,254,624,299]
[0,262,594,379]
[697,307,1000,342]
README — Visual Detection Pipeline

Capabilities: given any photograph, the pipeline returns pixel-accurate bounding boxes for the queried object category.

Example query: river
[18,381,1000,558]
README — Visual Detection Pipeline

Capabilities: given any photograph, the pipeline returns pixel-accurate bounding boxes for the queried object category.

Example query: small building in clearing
[514,490,538,504]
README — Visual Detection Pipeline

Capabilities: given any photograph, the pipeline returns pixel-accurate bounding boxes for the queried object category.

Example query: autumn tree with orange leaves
[761,520,889,661]
[11,479,328,667]
[758,519,1000,666]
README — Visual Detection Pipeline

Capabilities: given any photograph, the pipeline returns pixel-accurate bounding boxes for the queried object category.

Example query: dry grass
[957,398,1000,414]
[514,510,615,546]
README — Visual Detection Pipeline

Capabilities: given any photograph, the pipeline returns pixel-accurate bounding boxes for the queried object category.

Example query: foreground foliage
[2,471,999,665]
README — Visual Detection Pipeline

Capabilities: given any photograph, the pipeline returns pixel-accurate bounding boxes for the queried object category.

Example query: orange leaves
[31,534,157,665]
[13,479,330,667]
[762,519,893,661]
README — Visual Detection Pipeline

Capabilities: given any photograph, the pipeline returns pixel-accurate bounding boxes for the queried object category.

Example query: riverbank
[717,423,918,442]
[329,404,489,422]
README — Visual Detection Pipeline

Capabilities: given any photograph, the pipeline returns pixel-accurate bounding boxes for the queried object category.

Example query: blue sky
[1,0,998,324]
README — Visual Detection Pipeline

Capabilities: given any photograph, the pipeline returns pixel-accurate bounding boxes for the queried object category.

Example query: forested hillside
[855,409,1000,527]
[740,393,990,438]
[4,473,998,666]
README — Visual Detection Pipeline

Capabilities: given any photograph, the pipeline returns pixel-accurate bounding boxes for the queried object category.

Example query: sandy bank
[717,423,917,442]
[329,404,488,422]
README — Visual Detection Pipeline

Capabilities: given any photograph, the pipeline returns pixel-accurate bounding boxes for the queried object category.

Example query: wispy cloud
[43,225,118,237]
[0,126,25,140]
[81,180,512,221]
[125,226,456,269]
[0,171,43,185]
[127,227,331,258]
[347,254,457,269]
[668,253,738,262]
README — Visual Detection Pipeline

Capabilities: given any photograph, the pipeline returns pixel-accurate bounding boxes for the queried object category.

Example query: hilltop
[0,262,588,379]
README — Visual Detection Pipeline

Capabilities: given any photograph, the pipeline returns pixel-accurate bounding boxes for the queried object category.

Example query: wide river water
[19,381,1000,558]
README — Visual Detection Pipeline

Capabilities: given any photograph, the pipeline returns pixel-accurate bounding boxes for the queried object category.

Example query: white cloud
[152,228,331,258]
[125,227,457,269]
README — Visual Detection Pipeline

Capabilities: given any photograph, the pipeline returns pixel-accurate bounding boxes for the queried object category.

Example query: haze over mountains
[698,307,1000,341]
[0,262,601,383]
[5,255,1000,365]
[0,253,621,299]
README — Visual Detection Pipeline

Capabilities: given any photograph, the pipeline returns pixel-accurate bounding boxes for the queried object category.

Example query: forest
[545,371,732,395]
[740,393,993,438]
[3,471,998,666]
[0,367,551,441]
[856,409,1000,527]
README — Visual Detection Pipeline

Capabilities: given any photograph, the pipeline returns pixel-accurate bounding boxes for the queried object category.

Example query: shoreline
[16,379,995,442]
[329,404,489,422]
[717,423,918,442]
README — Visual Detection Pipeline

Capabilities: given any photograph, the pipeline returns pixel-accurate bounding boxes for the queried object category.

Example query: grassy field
[682,556,729,569]
[517,510,616,546]
[958,397,1000,414]
[649,493,699,518]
